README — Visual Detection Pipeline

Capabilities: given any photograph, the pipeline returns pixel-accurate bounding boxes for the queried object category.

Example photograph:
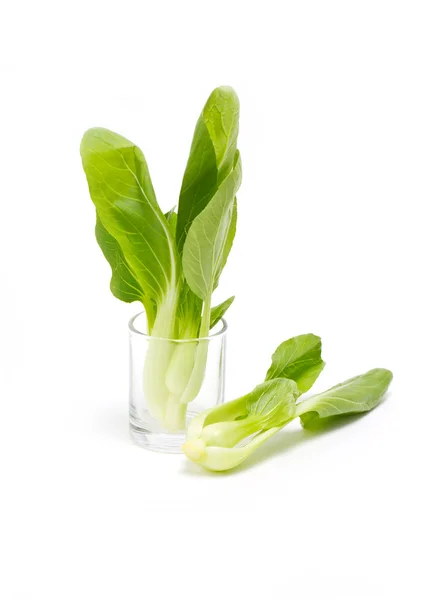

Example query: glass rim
[128,311,228,342]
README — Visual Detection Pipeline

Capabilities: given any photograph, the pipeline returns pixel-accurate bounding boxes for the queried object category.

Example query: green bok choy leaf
[296,368,393,429]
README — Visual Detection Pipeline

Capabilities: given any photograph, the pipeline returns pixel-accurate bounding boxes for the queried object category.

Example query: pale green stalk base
[183,427,281,472]
[179,340,209,405]
[183,389,297,470]
[142,294,212,432]
[142,297,178,428]
[163,394,187,431]
[165,342,197,397]
[179,295,212,406]
[142,338,175,423]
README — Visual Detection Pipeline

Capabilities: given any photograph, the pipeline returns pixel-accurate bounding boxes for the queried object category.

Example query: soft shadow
[180,398,390,477]
[237,412,367,473]
[96,402,132,445]
[180,460,221,477]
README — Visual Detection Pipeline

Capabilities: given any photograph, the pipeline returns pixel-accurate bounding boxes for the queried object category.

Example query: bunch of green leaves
[80,87,241,430]
[183,334,393,471]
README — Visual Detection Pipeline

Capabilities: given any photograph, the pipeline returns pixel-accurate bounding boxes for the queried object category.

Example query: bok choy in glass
[80,87,240,447]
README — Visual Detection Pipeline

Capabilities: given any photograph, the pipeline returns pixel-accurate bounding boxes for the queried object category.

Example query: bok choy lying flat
[81,86,240,431]
[183,334,393,471]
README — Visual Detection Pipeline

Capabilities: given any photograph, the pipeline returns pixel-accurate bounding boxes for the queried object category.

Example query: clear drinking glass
[129,311,227,453]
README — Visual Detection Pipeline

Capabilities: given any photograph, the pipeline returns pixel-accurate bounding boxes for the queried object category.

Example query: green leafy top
[265,334,325,393]
[94,214,144,304]
[81,89,241,340]
[176,86,240,252]
[209,296,235,330]
[297,368,393,429]
[245,379,298,426]
[182,152,241,301]
[80,128,180,317]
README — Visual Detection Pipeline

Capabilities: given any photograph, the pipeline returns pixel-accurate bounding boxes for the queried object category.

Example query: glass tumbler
[129,311,227,453]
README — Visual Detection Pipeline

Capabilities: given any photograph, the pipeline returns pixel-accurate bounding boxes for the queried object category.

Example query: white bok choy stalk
[183,378,299,471]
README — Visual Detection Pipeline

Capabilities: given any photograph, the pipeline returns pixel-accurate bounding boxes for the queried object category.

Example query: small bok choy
[183,334,393,471]
[80,86,240,431]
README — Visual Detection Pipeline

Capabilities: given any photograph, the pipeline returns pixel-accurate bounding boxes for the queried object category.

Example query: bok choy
[183,334,393,471]
[80,86,241,431]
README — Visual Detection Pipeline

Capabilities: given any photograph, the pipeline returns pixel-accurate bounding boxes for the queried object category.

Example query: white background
[1,1,420,599]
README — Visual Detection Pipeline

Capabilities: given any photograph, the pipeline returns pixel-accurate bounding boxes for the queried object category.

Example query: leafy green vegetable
[176,86,240,252]
[183,378,298,471]
[197,379,298,450]
[245,378,298,422]
[183,335,393,471]
[165,207,177,237]
[265,333,325,393]
[95,214,144,304]
[182,153,241,307]
[80,128,180,338]
[210,296,235,330]
[297,368,393,429]
[81,87,240,431]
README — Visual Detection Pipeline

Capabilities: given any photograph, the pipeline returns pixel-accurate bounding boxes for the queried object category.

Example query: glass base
[129,410,198,453]
[130,425,186,453]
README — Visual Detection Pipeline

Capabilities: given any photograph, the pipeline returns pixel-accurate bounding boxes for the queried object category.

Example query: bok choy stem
[179,294,212,405]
